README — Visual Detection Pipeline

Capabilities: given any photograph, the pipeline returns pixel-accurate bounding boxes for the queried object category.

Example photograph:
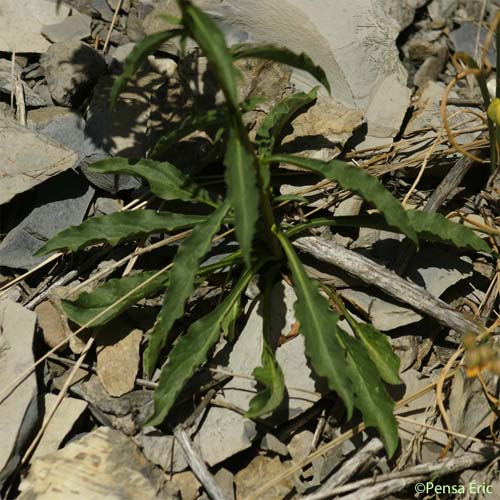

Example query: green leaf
[224,126,260,267]
[62,271,169,327]
[150,109,224,160]
[88,157,215,205]
[232,44,330,94]
[257,88,318,153]
[143,202,230,378]
[221,297,241,341]
[406,210,491,253]
[247,346,286,418]
[246,271,286,418]
[36,210,207,255]
[339,330,399,457]
[277,233,353,417]
[353,323,401,385]
[111,29,184,106]
[146,267,255,426]
[180,1,239,108]
[271,155,418,245]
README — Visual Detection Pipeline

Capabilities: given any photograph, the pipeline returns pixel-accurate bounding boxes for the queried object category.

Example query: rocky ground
[1,0,500,499]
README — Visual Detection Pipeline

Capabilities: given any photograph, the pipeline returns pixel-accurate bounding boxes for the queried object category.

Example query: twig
[102,0,123,53]
[302,439,384,500]
[292,236,485,336]
[328,446,495,500]
[173,427,228,500]
[14,77,26,126]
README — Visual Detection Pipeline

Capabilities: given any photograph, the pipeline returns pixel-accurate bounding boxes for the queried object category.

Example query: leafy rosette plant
[39,0,491,457]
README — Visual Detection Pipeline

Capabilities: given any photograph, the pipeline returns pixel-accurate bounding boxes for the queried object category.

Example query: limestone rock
[40,41,106,107]
[42,11,92,43]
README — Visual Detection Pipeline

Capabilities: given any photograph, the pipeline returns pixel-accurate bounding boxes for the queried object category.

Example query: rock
[171,471,201,500]
[0,118,78,205]
[0,300,39,488]
[333,195,364,217]
[428,0,459,22]
[96,318,142,397]
[281,96,363,162]
[194,281,322,466]
[0,59,47,107]
[288,430,314,463]
[135,429,188,473]
[92,0,115,21]
[198,0,411,145]
[235,456,293,500]
[340,289,423,332]
[0,0,71,53]
[214,469,235,500]
[32,394,88,460]
[260,433,289,456]
[42,11,92,43]
[384,0,429,31]
[35,301,68,350]
[27,107,86,160]
[93,197,122,215]
[40,41,106,107]
[0,171,94,269]
[18,427,178,500]
[414,47,448,88]
[450,21,496,67]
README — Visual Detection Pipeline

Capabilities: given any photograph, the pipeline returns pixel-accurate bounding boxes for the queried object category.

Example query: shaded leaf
[146,267,255,426]
[232,44,330,94]
[150,109,224,160]
[271,155,417,245]
[339,330,399,457]
[181,1,238,108]
[221,297,241,341]
[257,88,318,153]
[62,271,168,327]
[247,271,286,418]
[89,157,215,205]
[278,233,353,416]
[224,126,260,267]
[111,29,184,106]
[353,323,401,385]
[36,210,206,255]
[143,202,230,377]
[406,210,490,253]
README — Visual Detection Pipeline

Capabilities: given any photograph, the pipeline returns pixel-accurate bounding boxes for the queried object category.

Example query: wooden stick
[293,236,484,336]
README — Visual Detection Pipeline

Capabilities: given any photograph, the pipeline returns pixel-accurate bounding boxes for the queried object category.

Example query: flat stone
[32,394,88,460]
[0,300,39,488]
[40,41,106,107]
[134,429,188,473]
[0,0,70,53]
[171,471,201,500]
[288,430,314,463]
[18,427,178,500]
[0,119,78,205]
[0,171,94,269]
[42,11,92,43]
[96,318,142,397]
[27,107,86,161]
[235,456,294,500]
[35,301,68,350]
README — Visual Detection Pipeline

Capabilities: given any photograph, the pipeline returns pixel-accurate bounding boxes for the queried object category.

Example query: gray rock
[0,0,70,53]
[92,0,115,21]
[32,394,88,460]
[27,107,86,160]
[40,41,106,107]
[0,119,78,205]
[0,171,94,269]
[384,0,429,31]
[428,0,459,22]
[135,429,188,473]
[0,300,39,488]
[0,59,47,107]
[451,21,496,67]
[42,11,92,43]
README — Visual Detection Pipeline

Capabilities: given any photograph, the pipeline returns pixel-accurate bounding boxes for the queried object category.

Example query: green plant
[39,0,491,457]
